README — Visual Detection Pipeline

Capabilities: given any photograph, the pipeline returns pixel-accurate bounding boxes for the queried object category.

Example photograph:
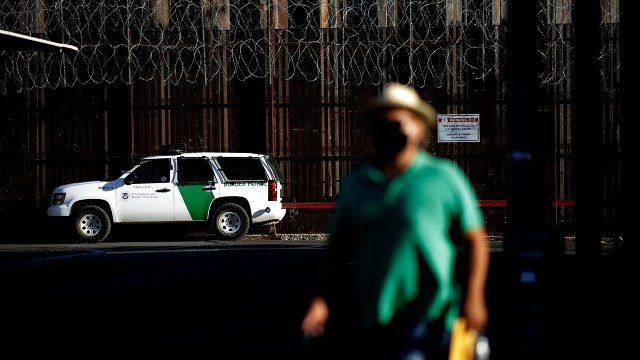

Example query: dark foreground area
[0,239,631,359]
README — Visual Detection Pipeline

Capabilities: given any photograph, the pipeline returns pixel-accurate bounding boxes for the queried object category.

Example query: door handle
[156,188,171,193]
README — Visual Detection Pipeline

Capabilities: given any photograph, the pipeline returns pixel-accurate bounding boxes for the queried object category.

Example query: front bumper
[47,204,71,217]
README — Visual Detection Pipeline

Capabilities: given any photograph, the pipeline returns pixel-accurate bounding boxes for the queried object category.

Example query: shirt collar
[365,150,430,184]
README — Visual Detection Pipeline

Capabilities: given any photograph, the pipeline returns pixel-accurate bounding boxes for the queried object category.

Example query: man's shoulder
[340,164,373,187]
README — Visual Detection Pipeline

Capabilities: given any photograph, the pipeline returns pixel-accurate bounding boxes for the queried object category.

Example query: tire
[211,203,250,240]
[73,205,112,243]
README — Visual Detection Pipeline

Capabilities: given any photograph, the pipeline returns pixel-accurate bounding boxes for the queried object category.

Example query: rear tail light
[268,180,278,201]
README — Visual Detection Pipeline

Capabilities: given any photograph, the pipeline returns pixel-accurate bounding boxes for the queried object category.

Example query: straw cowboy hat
[365,83,438,127]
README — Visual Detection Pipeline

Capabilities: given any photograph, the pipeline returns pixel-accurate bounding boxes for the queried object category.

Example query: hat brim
[366,100,438,128]
[362,84,438,128]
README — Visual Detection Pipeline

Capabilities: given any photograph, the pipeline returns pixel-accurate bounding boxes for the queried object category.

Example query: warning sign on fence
[437,114,480,143]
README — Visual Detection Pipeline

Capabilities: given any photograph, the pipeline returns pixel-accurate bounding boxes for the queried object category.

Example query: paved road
[2,240,325,358]
[0,235,629,359]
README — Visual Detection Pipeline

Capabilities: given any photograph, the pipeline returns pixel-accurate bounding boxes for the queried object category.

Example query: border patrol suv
[47,145,287,242]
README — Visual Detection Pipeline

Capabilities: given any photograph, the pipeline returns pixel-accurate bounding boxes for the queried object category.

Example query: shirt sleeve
[315,173,357,299]
[450,164,485,232]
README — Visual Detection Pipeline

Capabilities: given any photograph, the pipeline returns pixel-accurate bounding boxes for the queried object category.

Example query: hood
[52,179,121,194]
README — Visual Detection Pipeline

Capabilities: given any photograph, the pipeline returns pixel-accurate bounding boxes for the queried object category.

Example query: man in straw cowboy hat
[301,83,490,359]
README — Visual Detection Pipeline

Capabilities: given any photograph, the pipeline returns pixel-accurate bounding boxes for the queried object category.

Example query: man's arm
[462,227,490,330]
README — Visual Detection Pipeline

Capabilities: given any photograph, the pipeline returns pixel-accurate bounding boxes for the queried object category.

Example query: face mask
[371,120,408,161]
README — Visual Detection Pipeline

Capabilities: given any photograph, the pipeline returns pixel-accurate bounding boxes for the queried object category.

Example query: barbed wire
[0,0,610,94]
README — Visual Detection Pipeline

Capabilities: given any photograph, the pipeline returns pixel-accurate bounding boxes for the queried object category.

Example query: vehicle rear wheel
[212,203,250,240]
[73,205,111,243]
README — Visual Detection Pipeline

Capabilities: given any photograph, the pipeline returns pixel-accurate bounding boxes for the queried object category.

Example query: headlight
[51,193,66,205]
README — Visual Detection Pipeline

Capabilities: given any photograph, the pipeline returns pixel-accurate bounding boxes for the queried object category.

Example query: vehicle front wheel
[73,205,112,243]
[211,203,250,240]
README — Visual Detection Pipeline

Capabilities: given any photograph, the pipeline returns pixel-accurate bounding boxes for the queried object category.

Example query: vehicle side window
[215,157,268,181]
[127,159,171,184]
[177,157,214,184]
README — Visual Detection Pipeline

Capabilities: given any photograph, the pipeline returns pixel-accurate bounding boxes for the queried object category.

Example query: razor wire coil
[0,0,618,94]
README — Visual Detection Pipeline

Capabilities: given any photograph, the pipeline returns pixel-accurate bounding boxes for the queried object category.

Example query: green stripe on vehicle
[177,183,215,220]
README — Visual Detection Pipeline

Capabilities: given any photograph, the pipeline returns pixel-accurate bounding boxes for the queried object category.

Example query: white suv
[47,145,287,242]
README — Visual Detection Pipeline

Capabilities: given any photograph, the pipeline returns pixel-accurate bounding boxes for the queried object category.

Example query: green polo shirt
[327,150,484,329]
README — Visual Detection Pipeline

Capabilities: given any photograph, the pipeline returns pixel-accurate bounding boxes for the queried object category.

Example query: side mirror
[124,174,136,185]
